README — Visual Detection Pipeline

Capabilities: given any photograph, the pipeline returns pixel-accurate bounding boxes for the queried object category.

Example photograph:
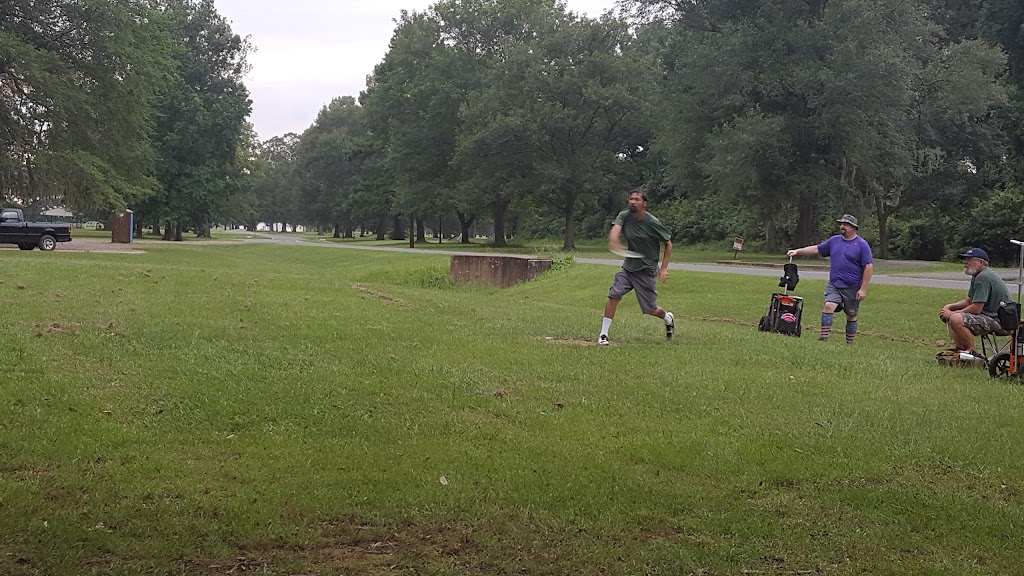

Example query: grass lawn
[1,243,1021,575]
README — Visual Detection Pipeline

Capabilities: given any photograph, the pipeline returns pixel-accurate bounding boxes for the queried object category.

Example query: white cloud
[214,0,620,139]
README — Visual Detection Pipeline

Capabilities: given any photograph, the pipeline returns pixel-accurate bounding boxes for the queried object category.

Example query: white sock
[664,311,674,325]
[601,317,612,336]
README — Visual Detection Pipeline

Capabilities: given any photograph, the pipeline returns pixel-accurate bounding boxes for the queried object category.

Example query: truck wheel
[38,235,57,251]
[18,243,34,250]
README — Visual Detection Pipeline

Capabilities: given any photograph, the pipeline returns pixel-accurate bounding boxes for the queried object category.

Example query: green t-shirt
[968,266,1013,317]
[613,210,672,275]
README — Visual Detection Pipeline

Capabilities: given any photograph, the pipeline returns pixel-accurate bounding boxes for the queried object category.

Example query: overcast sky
[212,0,620,140]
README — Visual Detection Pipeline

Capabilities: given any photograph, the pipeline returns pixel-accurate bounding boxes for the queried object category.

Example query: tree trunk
[438,217,442,244]
[795,203,819,248]
[764,216,778,253]
[162,221,173,241]
[174,221,183,242]
[457,211,475,244]
[344,226,354,239]
[562,207,576,251]
[376,215,386,240]
[196,224,211,238]
[332,223,341,238]
[875,201,889,259]
[408,215,415,248]
[391,214,406,240]
[492,201,508,247]
[416,218,426,242]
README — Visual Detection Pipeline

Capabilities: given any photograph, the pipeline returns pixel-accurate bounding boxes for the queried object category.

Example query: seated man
[939,247,1014,356]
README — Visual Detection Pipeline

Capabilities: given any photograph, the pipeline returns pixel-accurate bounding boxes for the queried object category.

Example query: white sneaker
[598,334,610,346]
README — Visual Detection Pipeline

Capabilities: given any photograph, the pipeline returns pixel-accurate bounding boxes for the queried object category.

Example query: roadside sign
[732,237,743,260]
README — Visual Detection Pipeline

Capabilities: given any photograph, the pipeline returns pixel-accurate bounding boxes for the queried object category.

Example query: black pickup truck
[0,208,73,251]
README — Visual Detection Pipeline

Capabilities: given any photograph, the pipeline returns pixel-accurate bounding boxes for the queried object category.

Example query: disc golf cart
[986,239,1024,379]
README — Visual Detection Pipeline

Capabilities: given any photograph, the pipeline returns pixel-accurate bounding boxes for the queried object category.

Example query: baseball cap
[959,247,989,262]
[836,214,858,228]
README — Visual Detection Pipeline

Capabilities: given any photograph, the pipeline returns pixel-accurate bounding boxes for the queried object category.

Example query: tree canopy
[10,0,1024,261]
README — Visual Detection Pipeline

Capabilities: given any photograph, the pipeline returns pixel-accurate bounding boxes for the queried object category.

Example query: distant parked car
[0,208,73,251]
[83,220,104,230]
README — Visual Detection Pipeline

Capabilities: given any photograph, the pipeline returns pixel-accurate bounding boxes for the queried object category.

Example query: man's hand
[856,288,866,301]
[658,269,668,283]
[939,305,953,322]
[786,249,798,257]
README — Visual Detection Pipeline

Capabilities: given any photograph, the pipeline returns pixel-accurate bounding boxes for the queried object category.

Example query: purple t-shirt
[817,235,873,289]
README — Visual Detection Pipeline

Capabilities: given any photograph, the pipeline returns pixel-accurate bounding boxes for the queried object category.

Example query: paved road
[234,236,1005,291]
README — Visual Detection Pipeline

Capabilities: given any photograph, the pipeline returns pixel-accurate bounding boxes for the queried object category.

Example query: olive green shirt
[968,266,1013,317]
[612,210,672,276]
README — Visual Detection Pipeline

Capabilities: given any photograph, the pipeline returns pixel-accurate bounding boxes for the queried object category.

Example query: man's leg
[820,302,839,341]
[842,290,861,344]
[821,283,842,341]
[646,306,674,337]
[604,298,620,319]
[601,298,620,339]
[634,273,674,339]
[845,314,858,344]
[947,313,976,351]
[601,271,631,344]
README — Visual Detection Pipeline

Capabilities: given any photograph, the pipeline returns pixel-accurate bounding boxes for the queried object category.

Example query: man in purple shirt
[787,214,874,343]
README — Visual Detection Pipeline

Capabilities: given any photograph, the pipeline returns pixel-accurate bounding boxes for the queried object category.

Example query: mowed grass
[0,243,1021,575]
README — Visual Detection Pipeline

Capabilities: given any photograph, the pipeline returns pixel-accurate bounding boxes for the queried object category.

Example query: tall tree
[978,0,1024,180]
[1,0,171,212]
[362,10,472,243]
[515,13,658,250]
[250,133,300,232]
[146,0,252,239]
[441,0,573,247]
[817,0,1005,256]
[294,97,368,237]
[624,0,1006,255]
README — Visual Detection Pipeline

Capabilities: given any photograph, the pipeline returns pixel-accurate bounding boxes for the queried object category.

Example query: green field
[1,243,1020,575]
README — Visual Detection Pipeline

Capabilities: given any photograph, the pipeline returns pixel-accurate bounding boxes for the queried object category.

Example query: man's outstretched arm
[658,240,672,282]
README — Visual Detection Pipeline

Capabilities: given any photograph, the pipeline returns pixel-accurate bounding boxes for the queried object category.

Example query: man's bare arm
[608,224,624,251]
[786,245,820,258]
[658,240,672,282]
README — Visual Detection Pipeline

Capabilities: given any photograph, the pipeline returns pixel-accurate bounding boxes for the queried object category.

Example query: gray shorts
[962,312,1012,336]
[824,282,860,317]
[608,270,658,313]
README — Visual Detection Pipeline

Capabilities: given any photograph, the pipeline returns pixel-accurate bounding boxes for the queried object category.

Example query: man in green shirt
[939,247,1014,355]
[598,189,674,345]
